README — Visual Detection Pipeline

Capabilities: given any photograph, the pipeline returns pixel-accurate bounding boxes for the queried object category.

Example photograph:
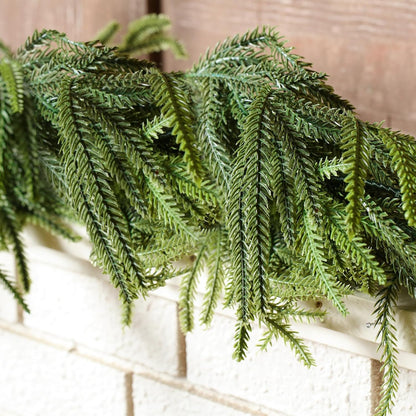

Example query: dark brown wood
[147,0,163,66]
[162,0,416,135]
[147,0,160,14]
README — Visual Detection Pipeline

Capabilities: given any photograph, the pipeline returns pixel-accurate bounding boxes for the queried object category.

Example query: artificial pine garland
[0,14,415,415]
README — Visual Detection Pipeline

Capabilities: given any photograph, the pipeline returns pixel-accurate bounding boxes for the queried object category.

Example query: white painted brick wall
[133,375,252,416]
[0,327,128,416]
[0,242,416,415]
[391,367,416,415]
[23,248,181,375]
[186,311,373,416]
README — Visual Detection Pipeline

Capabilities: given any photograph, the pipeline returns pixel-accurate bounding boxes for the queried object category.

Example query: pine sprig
[57,77,145,307]
[179,239,208,332]
[341,114,371,239]
[379,129,416,226]
[146,177,197,240]
[149,69,204,185]
[0,202,30,292]
[325,199,387,286]
[259,316,315,368]
[301,210,348,314]
[196,78,232,192]
[237,86,273,313]
[275,104,322,219]
[118,14,187,58]
[0,59,24,113]
[373,279,401,416]
[270,143,297,247]
[233,320,251,361]
[200,227,227,326]
[0,268,29,312]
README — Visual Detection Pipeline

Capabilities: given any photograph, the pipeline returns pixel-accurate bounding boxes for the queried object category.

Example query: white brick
[0,252,19,323]
[133,375,250,416]
[24,249,181,375]
[391,367,416,415]
[0,408,21,416]
[186,312,372,416]
[0,327,127,416]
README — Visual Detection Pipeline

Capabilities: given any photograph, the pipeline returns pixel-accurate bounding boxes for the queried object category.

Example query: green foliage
[341,114,371,239]
[373,278,400,416]
[149,68,204,185]
[93,21,121,45]
[300,209,348,314]
[0,268,29,313]
[96,14,187,59]
[379,129,416,226]
[0,20,415,415]
[0,59,24,113]
[259,316,316,368]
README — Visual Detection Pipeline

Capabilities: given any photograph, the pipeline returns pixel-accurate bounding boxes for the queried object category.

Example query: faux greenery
[0,14,415,415]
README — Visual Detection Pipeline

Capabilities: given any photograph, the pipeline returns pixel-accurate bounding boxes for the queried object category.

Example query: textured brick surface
[24,249,181,375]
[186,312,372,416]
[0,252,19,323]
[0,328,127,416]
[391,367,416,415]
[133,375,252,416]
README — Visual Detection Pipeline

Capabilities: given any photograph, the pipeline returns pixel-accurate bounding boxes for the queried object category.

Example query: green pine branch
[341,114,371,239]
[0,22,414,416]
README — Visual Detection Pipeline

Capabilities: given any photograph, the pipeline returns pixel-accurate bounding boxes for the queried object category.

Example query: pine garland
[0,15,415,415]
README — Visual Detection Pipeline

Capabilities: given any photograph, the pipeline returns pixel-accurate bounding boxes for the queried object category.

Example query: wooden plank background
[0,0,146,48]
[0,0,415,135]
[163,0,416,135]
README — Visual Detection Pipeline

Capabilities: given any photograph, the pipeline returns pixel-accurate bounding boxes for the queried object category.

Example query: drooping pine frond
[241,89,273,314]
[226,92,273,355]
[57,77,145,308]
[0,59,24,113]
[373,279,400,416]
[259,317,315,368]
[0,23,415,416]
[200,226,228,326]
[300,210,348,314]
[196,78,233,193]
[227,86,273,328]
[341,114,371,239]
[0,202,30,292]
[149,69,204,185]
[94,21,121,44]
[96,14,187,59]
[325,198,387,288]
[0,40,12,58]
[178,240,208,332]
[270,143,297,247]
[0,268,29,312]
[146,177,197,240]
[379,129,416,226]
[233,320,252,361]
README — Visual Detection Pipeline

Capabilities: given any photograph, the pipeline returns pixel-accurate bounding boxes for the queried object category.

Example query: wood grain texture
[0,0,147,49]
[370,359,383,415]
[163,0,416,134]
